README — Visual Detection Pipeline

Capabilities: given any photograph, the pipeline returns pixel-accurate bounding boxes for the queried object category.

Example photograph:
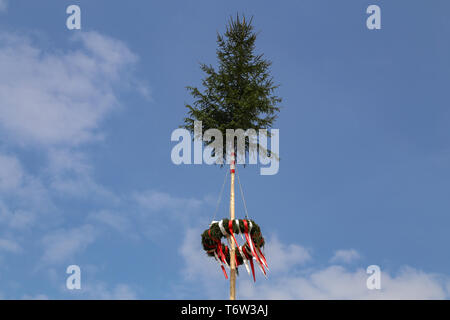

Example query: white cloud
[0,31,144,147]
[132,190,211,232]
[85,191,212,243]
[88,210,137,239]
[81,188,213,238]
[0,238,22,253]
[47,149,90,175]
[133,190,204,213]
[0,29,152,296]
[81,282,137,300]
[2,208,36,230]
[178,230,450,300]
[46,149,118,201]
[0,153,55,230]
[177,229,312,299]
[22,294,49,300]
[40,224,96,265]
[0,29,149,201]
[330,249,361,264]
[0,154,24,192]
[180,231,310,282]
[180,227,219,280]
[238,265,449,300]
[178,227,227,298]
[265,235,311,273]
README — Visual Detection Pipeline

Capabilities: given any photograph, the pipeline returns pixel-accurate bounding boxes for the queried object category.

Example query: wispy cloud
[0,153,24,192]
[80,282,138,300]
[40,224,96,266]
[0,30,149,269]
[177,229,313,299]
[0,238,22,253]
[265,235,311,273]
[46,148,118,201]
[238,265,449,300]
[0,28,154,297]
[330,249,361,264]
[0,31,146,147]
[0,153,55,231]
[88,210,137,239]
[133,190,204,213]
[178,231,450,300]
[87,190,213,243]
[177,227,225,298]
[21,294,49,300]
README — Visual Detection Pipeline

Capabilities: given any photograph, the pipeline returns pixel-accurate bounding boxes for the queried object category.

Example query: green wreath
[201,218,267,280]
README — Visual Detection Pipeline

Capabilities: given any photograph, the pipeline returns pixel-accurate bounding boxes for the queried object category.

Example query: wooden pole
[229,152,236,300]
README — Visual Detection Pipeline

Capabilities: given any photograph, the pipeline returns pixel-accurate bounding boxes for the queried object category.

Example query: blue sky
[0,0,449,299]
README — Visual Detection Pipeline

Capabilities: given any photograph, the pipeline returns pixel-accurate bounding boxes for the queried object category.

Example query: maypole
[183,15,281,300]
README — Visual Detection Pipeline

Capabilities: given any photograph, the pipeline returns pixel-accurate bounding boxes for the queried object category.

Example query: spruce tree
[183,15,281,162]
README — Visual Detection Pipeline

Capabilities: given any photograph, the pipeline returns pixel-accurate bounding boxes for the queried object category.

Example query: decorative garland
[201,218,268,281]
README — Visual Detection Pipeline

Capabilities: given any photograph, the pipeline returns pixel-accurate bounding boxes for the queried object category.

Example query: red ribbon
[257,246,268,268]
[220,263,228,279]
[243,246,256,282]
[243,220,266,275]
[209,229,228,279]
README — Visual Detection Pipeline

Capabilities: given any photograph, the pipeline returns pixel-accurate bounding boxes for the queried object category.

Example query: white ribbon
[218,220,227,236]
[235,219,241,234]
[255,258,268,278]
[209,220,219,227]
[214,252,227,269]
[240,246,251,275]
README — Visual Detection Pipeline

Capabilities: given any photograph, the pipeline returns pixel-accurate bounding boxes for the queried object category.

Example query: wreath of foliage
[201,218,265,267]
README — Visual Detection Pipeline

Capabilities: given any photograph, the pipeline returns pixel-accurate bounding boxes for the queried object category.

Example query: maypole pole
[229,152,236,300]
[183,15,281,301]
